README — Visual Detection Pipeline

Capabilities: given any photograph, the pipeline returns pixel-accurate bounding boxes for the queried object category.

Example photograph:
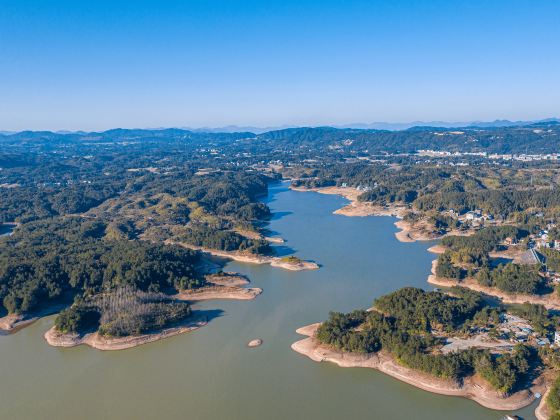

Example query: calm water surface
[0,223,15,237]
[0,182,538,419]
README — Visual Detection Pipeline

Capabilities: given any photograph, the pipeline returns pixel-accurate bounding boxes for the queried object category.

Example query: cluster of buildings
[444,209,495,225]
[417,149,560,162]
[464,209,494,223]
[355,184,373,192]
[339,183,375,193]
[530,229,560,251]
[498,314,554,346]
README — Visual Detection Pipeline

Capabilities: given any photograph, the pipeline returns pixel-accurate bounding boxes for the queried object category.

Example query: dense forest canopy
[0,217,202,314]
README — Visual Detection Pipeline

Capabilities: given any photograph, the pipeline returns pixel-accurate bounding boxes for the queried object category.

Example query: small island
[292,287,554,411]
[247,338,263,348]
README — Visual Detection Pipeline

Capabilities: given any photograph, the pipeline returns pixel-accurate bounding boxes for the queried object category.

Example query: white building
[555,331,560,346]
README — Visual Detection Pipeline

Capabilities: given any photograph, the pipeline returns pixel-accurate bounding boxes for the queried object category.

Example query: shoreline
[176,285,262,301]
[535,387,552,420]
[289,184,469,244]
[170,241,319,271]
[0,302,70,334]
[0,313,39,334]
[44,316,208,351]
[178,272,262,301]
[3,272,259,337]
[394,219,440,243]
[427,259,560,310]
[291,323,543,411]
[235,228,285,244]
[290,185,408,218]
[0,221,19,237]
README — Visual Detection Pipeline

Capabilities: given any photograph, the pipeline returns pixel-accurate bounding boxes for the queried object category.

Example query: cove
[0,181,538,419]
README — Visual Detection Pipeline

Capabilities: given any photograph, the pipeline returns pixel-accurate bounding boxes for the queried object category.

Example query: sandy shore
[0,314,38,333]
[235,229,285,244]
[427,244,446,254]
[395,220,477,244]
[290,185,408,218]
[394,220,440,242]
[176,272,262,301]
[177,285,262,301]
[0,302,70,334]
[171,241,319,271]
[44,317,207,351]
[205,272,250,287]
[427,259,560,310]
[291,323,542,411]
[264,236,285,244]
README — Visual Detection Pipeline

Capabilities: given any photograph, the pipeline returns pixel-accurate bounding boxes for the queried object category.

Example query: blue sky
[1,0,559,130]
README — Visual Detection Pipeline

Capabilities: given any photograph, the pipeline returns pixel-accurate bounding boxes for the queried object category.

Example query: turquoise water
[0,181,538,419]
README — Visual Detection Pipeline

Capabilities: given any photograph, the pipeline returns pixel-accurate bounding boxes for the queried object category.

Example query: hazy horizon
[1,0,559,131]
[1,116,560,134]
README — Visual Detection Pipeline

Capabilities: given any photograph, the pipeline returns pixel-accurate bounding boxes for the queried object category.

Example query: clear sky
[1,0,559,131]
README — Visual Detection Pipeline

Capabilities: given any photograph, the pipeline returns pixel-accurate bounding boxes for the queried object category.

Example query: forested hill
[1,121,558,154]
[256,122,560,154]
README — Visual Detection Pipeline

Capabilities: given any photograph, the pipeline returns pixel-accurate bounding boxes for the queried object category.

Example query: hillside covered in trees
[0,130,281,334]
[3,123,560,343]
[316,287,539,394]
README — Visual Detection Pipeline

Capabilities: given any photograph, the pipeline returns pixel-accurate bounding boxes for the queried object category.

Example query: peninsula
[292,287,550,411]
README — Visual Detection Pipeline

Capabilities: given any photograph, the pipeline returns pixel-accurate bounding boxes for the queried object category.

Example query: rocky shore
[291,323,543,411]
[427,259,560,310]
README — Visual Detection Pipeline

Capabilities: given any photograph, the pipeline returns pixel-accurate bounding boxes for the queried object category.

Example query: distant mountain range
[182,118,560,133]
[336,118,560,131]
[2,119,559,155]
[1,118,559,136]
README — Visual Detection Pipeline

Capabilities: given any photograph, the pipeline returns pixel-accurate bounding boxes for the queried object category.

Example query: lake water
[0,181,538,419]
[0,223,15,237]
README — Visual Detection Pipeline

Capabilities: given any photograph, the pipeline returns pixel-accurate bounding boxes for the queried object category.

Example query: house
[555,331,560,346]
[537,337,551,346]
[536,239,551,249]
[504,237,518,246]
[356,185,372,192]
[465,210,483,222]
